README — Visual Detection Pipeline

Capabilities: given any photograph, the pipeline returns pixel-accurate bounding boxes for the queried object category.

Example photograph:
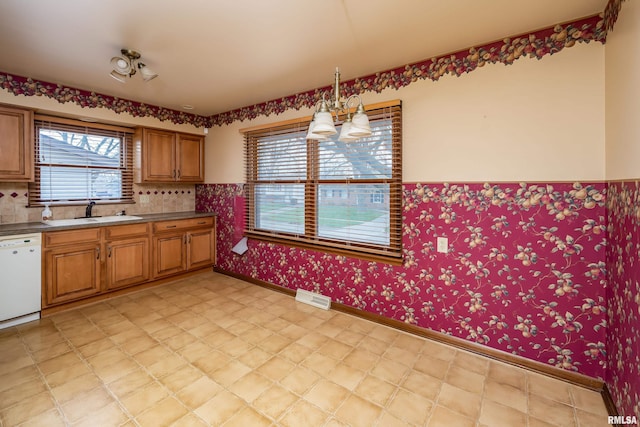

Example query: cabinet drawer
[153,217,214,233]
[105,223,149,240]
[44,228,101,247]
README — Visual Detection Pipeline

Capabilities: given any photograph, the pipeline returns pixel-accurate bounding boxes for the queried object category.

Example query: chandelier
[109,49,158,83]
[306,68,372,142]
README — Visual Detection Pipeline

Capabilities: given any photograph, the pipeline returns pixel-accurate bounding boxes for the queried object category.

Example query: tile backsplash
[0,182,195,224]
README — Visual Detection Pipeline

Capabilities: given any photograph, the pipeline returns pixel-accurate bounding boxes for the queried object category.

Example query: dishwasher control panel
[0,235,40,249]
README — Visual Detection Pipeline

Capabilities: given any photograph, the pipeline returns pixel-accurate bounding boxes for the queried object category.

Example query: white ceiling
[0,0,607,117]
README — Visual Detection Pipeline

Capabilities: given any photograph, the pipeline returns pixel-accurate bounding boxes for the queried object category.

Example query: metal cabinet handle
[165,225,177,228]
[108,247,112,258]
[197,221,206,225]
[96,247,101,259]
[177,170,181,179]
[183,235,187,244]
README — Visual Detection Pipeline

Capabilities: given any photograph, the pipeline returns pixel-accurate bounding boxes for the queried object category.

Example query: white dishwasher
[0,233,42,329]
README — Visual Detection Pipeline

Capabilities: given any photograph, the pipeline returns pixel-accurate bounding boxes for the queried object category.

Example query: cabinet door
[143,129,176,181]
[153,233,186,277]
[0,105,33,181]
[187,229,216,270]
[44,244,101,306]
[176,134,204,182]
[106,237,150,290]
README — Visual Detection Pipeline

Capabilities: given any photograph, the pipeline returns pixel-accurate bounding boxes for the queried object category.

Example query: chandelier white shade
[139,65,158,81]
[347,104,371,137]
[306,115,329,140]
[306,68,372,142]
[337,120,359,142]
[312,110,338,136]
[109,49,158,83]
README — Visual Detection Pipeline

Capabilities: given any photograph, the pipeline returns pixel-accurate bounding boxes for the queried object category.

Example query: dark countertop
[0,211,217,237]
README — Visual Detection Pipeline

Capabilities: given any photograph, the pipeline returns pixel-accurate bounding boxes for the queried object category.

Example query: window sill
[245,232,403,266]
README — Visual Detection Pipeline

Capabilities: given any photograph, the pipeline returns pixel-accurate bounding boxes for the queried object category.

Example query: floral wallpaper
[606,181,640,419]
[197,182,608,379]
[0,72,210,128]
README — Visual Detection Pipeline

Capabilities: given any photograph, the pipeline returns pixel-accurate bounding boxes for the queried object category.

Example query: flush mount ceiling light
[109,49,158,83]
[306,68,372,142]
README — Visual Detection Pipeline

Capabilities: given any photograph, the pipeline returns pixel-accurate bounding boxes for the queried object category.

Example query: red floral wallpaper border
[197,182,608,380]
[0,72,210,128]
[606,181,640,419]
[0,0,625,128]
[604,0,626,32]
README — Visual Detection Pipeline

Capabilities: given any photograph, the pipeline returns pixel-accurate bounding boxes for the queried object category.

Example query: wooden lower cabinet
[153,233,187,277]
[153,216,216,279]
[153,228,215,277]
[106,237,150,290]
[187,228,216,270]
[44,243,101,305]
[42,216,216,310]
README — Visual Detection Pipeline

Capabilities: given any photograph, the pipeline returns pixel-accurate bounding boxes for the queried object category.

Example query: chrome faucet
[85,201,96,218]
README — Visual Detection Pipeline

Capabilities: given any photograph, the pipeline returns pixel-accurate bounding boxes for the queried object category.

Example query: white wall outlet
[140,195,150,203]
[437,236,448,253]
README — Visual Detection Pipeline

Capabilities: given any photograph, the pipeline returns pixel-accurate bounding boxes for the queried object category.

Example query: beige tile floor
[0,271,610,426]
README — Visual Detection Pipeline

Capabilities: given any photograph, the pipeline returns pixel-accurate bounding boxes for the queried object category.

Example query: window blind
[28,116,134,206]
[244,100,402,262]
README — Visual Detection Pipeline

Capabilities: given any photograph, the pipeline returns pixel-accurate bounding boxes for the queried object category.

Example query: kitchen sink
[42,215,143,226]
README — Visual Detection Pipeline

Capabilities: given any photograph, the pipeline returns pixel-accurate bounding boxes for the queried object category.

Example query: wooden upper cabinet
[134,127,204,183]
[0,104,34,182]
[139,128,176,182]
[176,133,204,182]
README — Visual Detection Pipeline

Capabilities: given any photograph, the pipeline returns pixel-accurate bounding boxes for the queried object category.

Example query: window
[244,100,402,262]
[28,116,134,206]
[371,190,384,204]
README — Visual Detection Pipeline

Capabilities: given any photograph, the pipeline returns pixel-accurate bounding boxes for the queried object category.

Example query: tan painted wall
[0,39,606,189]
[605,0,640,180]
[205,42,605,184]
